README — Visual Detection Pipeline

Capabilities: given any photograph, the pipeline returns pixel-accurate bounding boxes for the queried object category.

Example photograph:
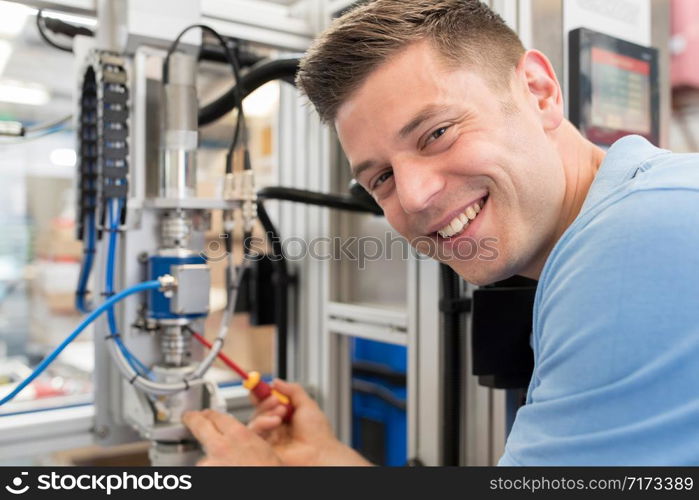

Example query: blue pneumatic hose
[104,199,152,377]
[75,211,96,314]
[0,279,161,407]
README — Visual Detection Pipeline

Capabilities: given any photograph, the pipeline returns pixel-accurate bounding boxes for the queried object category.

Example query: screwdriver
[190,330,293,422]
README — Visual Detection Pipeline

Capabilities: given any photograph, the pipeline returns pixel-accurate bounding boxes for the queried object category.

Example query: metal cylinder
[161,210,191,249]
[160,325,190,366]
[160,52,198,199]
[96,0,127,52]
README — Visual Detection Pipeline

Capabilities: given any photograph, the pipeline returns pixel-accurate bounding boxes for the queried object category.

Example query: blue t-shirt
[500,135,699,465]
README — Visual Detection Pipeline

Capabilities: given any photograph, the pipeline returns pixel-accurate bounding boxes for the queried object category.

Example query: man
[184,0,699,465]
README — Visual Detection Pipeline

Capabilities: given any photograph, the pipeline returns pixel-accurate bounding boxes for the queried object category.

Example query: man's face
[335,42,566,285]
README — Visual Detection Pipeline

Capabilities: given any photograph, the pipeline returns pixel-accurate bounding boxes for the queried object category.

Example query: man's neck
[555,120,606,234]
[521,120,606,280]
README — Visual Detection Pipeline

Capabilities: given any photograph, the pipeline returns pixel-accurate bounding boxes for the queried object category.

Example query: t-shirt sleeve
[502,187,699,465]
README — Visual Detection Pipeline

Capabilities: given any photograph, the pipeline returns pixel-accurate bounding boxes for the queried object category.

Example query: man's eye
[420,125,451,149]
[432,127,447,140]
[371,170,393,190]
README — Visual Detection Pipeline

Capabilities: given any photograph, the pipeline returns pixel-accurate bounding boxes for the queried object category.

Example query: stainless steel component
[159,150,197,199]
[170,264,211,316]
[161,325,190,366]
[241,170,257,233]
[159,52,198,199]
[145,198,239,210]
[160,209,192,248]
[96,0,128,52]
[157,273,177,295]
[223,170,258,232]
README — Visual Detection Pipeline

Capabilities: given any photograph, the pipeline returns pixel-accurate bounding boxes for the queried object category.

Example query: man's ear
[515,50,563,131]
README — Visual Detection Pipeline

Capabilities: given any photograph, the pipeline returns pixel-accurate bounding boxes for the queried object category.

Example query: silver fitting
[161,210,192,249]
[241,170,257,233]
[158,274,177,298]
[222,171,257,232]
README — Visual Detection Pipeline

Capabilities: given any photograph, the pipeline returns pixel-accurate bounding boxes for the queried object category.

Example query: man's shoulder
[580,136,699,219]
[546,183,699,280]
[560,147,699,257]
[538,169,699,310]
[634,145,699,190]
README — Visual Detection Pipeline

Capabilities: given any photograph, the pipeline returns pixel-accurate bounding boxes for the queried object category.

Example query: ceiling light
[50,148,77,167]
[0,1,31,37]
[0,80,50,106]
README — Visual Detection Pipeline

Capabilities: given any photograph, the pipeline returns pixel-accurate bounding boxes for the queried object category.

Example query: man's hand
[247,379,371,466]
[182,409,282,466]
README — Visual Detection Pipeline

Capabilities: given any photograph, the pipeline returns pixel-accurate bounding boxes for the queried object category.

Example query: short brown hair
[296,0,525,123]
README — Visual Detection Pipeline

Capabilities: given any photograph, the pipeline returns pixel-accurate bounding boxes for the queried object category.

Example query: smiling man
[184,0,699,465]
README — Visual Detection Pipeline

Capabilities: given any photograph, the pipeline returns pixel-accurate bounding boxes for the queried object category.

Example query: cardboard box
[203,311,275,379]
[35,218,82,262]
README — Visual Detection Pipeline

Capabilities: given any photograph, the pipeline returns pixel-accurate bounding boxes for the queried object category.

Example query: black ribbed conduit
[198,58,300,127]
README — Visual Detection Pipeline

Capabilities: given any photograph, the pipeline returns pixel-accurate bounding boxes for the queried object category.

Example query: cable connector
[240,170,257,233]
[223,172,236,201]
[158,274,177,298]
[0,121,24,137]
[222,170,257,232]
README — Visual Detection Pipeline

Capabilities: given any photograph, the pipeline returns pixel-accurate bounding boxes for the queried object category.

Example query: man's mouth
[434,195,488,239]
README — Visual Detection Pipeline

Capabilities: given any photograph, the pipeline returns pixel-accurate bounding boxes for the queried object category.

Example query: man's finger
[182,411,223,448]
[201,409,246,436]
[248,415,282,434]
[272,379,314,406]
[257,394,283,413]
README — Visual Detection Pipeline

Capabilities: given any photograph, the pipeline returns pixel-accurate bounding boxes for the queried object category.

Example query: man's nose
[393,157,445,214]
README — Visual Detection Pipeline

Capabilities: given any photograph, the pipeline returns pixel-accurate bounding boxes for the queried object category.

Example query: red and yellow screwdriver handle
[243,371,294,422]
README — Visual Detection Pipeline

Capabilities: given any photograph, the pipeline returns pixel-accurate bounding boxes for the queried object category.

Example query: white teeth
[436,197,485,238]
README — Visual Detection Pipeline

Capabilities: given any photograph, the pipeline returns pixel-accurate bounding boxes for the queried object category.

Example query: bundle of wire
[105,198,152,378]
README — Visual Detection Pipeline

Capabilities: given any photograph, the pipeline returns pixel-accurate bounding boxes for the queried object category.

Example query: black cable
[351,360,407,386]
[162,24,247,173]
[257,186,383,215]
[440,264,464,466]
[257,201,289,380]
[199,43,263,68]
[198,58,300,127]
[351,379,407,411]
[43,15,94,38]
[36,9,73,53]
